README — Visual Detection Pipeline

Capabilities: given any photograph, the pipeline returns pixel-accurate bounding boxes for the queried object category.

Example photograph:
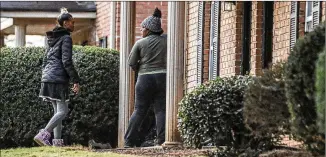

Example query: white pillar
[44,36,48,47]
[109,1,116,49]
[15,25,26,47]
[163,1,185,147]
[118,1,135,148]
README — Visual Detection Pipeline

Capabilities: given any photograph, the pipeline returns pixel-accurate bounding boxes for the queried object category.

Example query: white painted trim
[0,11,96,19]
[0,18,13,30]
[118,2,135,148]
[164,1,185,145]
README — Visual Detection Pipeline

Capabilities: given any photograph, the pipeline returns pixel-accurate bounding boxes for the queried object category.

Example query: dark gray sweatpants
[124,73,166,146]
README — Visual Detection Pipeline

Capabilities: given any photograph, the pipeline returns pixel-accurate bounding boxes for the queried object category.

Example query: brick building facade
[96,2,168,50]
[95,1,325,147]
[183,1,325,91]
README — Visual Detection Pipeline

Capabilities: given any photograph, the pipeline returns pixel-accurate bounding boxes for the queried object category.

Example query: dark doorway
[262,2,274,69]
[241,1,252,75]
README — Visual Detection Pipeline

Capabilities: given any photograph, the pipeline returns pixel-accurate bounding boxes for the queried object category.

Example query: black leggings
[124,73,166,146]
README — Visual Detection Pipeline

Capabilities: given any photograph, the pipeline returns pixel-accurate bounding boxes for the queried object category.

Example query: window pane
[99,39,104,48]
[307,2,312,17]
[307,21,313,32]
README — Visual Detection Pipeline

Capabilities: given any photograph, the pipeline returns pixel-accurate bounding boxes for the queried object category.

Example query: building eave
[0,11,96,19]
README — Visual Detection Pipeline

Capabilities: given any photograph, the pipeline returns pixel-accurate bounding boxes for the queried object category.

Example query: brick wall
[250,2,263,76]
[272,2,291,63]
[185,2,199,91]
[185,1,211,92]
[87,26,97,46]
[95,1,120,48]
[95,2,325,92]
[272,2,325,63]
[115,2,120,50]
[134,2,168,41]
[95,2,111,47]
[96,2,168,50]
[219,2,242,77]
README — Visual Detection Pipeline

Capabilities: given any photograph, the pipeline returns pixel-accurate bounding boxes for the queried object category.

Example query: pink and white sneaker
[33,129,51,146]
[52,139,64,147]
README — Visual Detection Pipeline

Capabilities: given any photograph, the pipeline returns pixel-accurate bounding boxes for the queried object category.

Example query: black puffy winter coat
[41,27,80,84]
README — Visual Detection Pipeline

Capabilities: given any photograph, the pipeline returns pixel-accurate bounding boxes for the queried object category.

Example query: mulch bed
[94,147,214,157]
[92,144,309,157]
[258,149,314,157]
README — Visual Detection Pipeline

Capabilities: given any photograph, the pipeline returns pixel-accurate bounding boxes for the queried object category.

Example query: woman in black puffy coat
[33,7,80,147]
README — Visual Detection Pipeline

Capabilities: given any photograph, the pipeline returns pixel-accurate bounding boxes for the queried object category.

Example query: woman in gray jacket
[33,8,80,147]
[124,8,167,148]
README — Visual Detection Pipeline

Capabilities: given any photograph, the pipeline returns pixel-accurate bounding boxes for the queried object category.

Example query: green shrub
[315,50,325,134]
[285,22,325,154]
[0,46,119,148]
[178,76,254,149]
[244,63,290,143]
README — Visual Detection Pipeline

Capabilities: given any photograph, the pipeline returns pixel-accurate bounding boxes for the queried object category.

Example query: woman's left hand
[72,83,80,94]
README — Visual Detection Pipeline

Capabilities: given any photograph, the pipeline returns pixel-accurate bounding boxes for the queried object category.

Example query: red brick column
[203,2,211,83]
[322,2,326,21]
[250,2,263,76]
[298,2,306,38]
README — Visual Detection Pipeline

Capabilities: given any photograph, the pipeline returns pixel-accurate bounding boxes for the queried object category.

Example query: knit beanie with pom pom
[141,8,163,33]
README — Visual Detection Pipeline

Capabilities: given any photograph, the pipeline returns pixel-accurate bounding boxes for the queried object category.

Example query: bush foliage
[315,50,325,134]
[178,76,255,149]
[284,22,325,154]
[244,63,290,143]
[0,46,119,148]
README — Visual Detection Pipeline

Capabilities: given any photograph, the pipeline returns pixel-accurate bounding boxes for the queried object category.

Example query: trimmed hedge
[285,22,325,154]
[0,46,119,148]
[244,63,290,143]
[315,50,325,134]
[178,76,254,149]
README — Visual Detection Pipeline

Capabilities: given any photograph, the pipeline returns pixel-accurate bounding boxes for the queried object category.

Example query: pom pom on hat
[153,7,162,18]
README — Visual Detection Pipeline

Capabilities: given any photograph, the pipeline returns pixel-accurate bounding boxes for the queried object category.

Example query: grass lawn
[1,146,141,157]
